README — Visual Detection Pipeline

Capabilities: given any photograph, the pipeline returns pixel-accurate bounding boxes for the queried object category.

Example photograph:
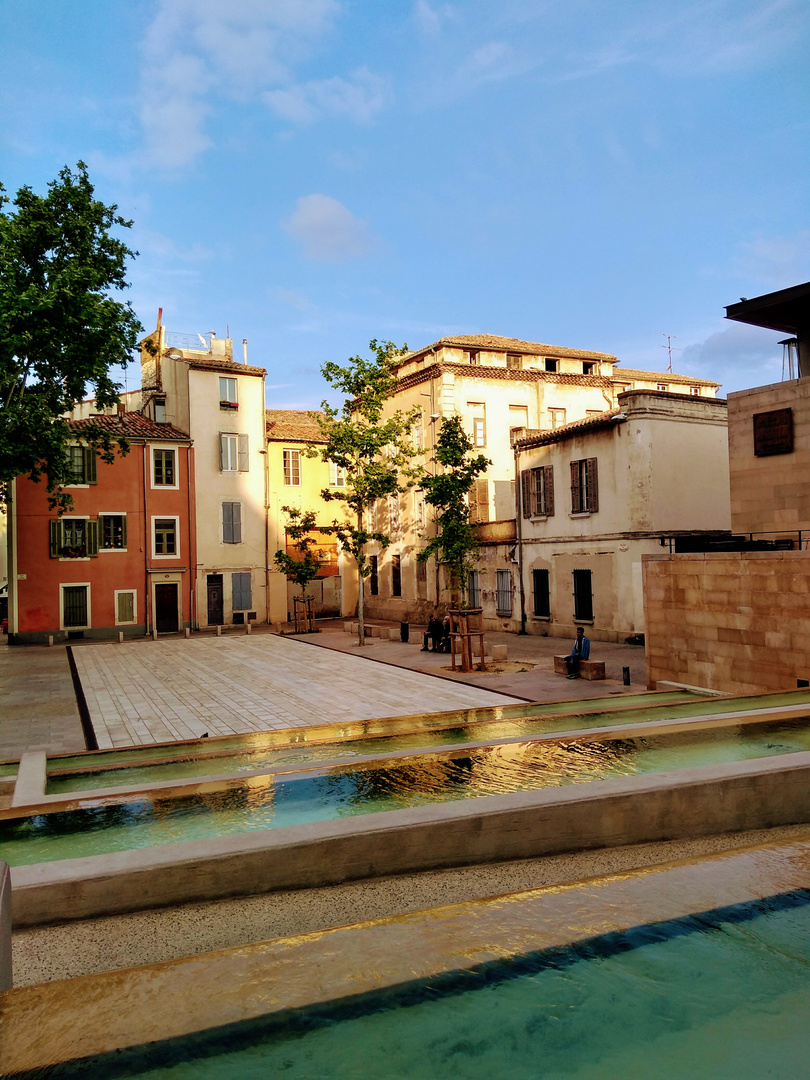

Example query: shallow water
[58,893,810,1079]
[46,689,810,794]
[6,720,810,866]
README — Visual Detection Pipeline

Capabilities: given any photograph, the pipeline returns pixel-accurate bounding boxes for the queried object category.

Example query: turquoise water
[5,720,810,866]
[55,892,810,1079]
[46,689,810,794]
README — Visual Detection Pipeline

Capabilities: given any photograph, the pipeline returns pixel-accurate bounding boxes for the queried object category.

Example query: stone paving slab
[0,640,85,761]
[71,636,524,749]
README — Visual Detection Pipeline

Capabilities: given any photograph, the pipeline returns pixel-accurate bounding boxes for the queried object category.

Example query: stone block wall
[643,551,810,693]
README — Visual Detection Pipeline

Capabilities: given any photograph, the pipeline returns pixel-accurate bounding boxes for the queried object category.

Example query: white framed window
[222,501,242,544]
[66,445,97,487]
[152,516,180,558]
[657,383,668,392]
[219,378,238,410]
[329,461,346,487]
[50,517,98,559]
[220,433,249,472]
[154,397,167,423]
[99,514,127,550]
[61,583,91,630]
[115,590,137,625]
[152,447,178,488]
[549,408,566,429]
[689,385,701,396]
[468,403,486,448]
[284,449,301,485]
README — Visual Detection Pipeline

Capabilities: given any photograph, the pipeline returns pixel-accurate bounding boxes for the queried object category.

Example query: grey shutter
[233,572,251,610]
[238,434,249,472]
[521,470,532,518]
[50,519,61,558]
[543,465,554,516]
[585,458,599,513]
[232,502,242,543]
[570,460,581,513]
[475,478,489,523]
[223,503,234,543]
[84,448,97,484]
[86,519,99,556]
[219,434,228,471]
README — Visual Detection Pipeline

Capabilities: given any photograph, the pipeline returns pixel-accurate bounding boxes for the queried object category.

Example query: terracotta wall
[643,551,810,692]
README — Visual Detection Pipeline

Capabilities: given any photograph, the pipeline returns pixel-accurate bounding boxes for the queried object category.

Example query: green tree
[315,339,419,646]
[273,505,324,598]
[0,162,142,509]
[418,414,490,605]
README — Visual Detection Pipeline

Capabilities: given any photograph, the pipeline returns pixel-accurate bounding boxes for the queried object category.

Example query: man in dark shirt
[564,627,590,678]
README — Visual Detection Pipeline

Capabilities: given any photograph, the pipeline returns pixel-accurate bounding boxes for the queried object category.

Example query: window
[496,569,512,615]
[469,403,486,447]
[221,433,249,472]
[417,559,427,583]
[521,466,554,517]
[222,502,242,544]
[689,386,701,396]
[657,383,668,392]
[570,458,599,513]
[573,568,593,621]
[153,449,176,486]
[154,397,167,423]
[549,409,566,429]
[391,554,402,597]
[232,572,252,610]
[62,584,89,629]
[219,378,238,409]
[544,358,558,373]
[100,514,127,550]
[467,570,481,609]
[533,569,550,617]
[509,405,529,442]
[49,518,98,558]
[115,590,137,624]
[506,353,522,371]
[467,350,481,366]
[67,446,97,486]
[369,555,379,595]
[329,461,346,487]
[583,361,596,375]
[616,383,631,394]
[154,518,177,556]
[283,448,301,485]
[469,477,490,523]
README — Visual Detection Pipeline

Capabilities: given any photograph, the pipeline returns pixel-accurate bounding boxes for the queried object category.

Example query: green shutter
[86,519,99,556]
[570,460,581,513]
[521,470,531,518]
[120,516,128,549]
[543,465,554,516]
[84,447,97,484]
[50,519,61,558]
[585,458,598,513]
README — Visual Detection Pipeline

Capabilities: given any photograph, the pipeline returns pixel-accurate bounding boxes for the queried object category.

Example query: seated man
[421,614,443,652]
[564,626,590,678]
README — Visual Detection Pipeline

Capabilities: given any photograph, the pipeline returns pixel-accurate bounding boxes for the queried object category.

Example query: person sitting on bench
[564,627,590,678]
[421,614,443,652]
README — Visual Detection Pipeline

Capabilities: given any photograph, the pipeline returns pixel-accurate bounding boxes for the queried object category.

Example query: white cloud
[265,68,389,125]
[282,195,376,262]
[679,321,785,394]
[413,0,456,35]
[732,232,810,291]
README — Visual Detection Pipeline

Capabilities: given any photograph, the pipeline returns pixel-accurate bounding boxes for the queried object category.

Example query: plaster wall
[643,550,810,692]
[728,379,810,536]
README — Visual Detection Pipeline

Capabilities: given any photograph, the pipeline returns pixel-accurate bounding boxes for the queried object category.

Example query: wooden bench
[553,655,606,681]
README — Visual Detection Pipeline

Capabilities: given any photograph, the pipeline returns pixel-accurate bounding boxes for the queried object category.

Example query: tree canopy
[0,162,142,508]
[273,505,324,597]
[418,414,490,604]
[314,339,419,645]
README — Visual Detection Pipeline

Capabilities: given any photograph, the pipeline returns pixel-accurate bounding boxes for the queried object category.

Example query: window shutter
[521,470,531,518]
[84,448,97,484]
[585,458,599,513]
[223,503,234,543]
[470,478,489,523]
[570,460,582,513]
[232,502,242,543]
[238,434,249,472]
[50,519,61,558]
[86,519,99,556]
[120,516,128,548]
[219,434,228,471]
[543,465,554,516]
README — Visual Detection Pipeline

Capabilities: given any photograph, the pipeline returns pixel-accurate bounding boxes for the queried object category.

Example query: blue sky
[2,0,809,407]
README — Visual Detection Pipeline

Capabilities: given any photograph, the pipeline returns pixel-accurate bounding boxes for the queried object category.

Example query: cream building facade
[140,325,269,629]
[363,334,720,626]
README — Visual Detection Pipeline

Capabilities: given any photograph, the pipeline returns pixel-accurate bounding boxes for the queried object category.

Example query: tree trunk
[356,510,365,646]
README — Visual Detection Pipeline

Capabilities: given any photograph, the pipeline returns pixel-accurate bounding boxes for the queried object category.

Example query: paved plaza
[71,634,524,748]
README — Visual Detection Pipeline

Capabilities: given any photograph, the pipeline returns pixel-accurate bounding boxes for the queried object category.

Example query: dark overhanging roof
[725,281,810,335]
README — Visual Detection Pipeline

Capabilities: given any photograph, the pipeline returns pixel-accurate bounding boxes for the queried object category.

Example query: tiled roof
[395,362,613,393]
[266,409,326,443]
[613,368,718,387]
[404,335,617,362]
[515,409,621,449]
[184,357,267,377]
[68,414,191,441]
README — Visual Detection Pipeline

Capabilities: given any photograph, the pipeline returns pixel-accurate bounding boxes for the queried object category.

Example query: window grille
[496,569,512,615]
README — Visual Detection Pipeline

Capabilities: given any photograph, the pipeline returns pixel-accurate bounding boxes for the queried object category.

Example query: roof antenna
[658,333,680,373]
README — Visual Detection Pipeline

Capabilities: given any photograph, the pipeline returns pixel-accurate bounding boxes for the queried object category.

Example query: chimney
[242,339,248,365]
[117,402,126,415]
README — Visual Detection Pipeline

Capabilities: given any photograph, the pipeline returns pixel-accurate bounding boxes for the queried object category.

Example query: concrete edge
[11,752,46,808]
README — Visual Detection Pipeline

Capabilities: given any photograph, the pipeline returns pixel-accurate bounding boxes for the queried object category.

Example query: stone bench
[553,655,606,680]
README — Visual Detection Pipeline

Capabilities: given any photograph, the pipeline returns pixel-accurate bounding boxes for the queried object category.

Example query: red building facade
[7,414,195,643]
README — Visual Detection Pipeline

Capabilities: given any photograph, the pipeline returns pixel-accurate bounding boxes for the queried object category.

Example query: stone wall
[643,551,810,692]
